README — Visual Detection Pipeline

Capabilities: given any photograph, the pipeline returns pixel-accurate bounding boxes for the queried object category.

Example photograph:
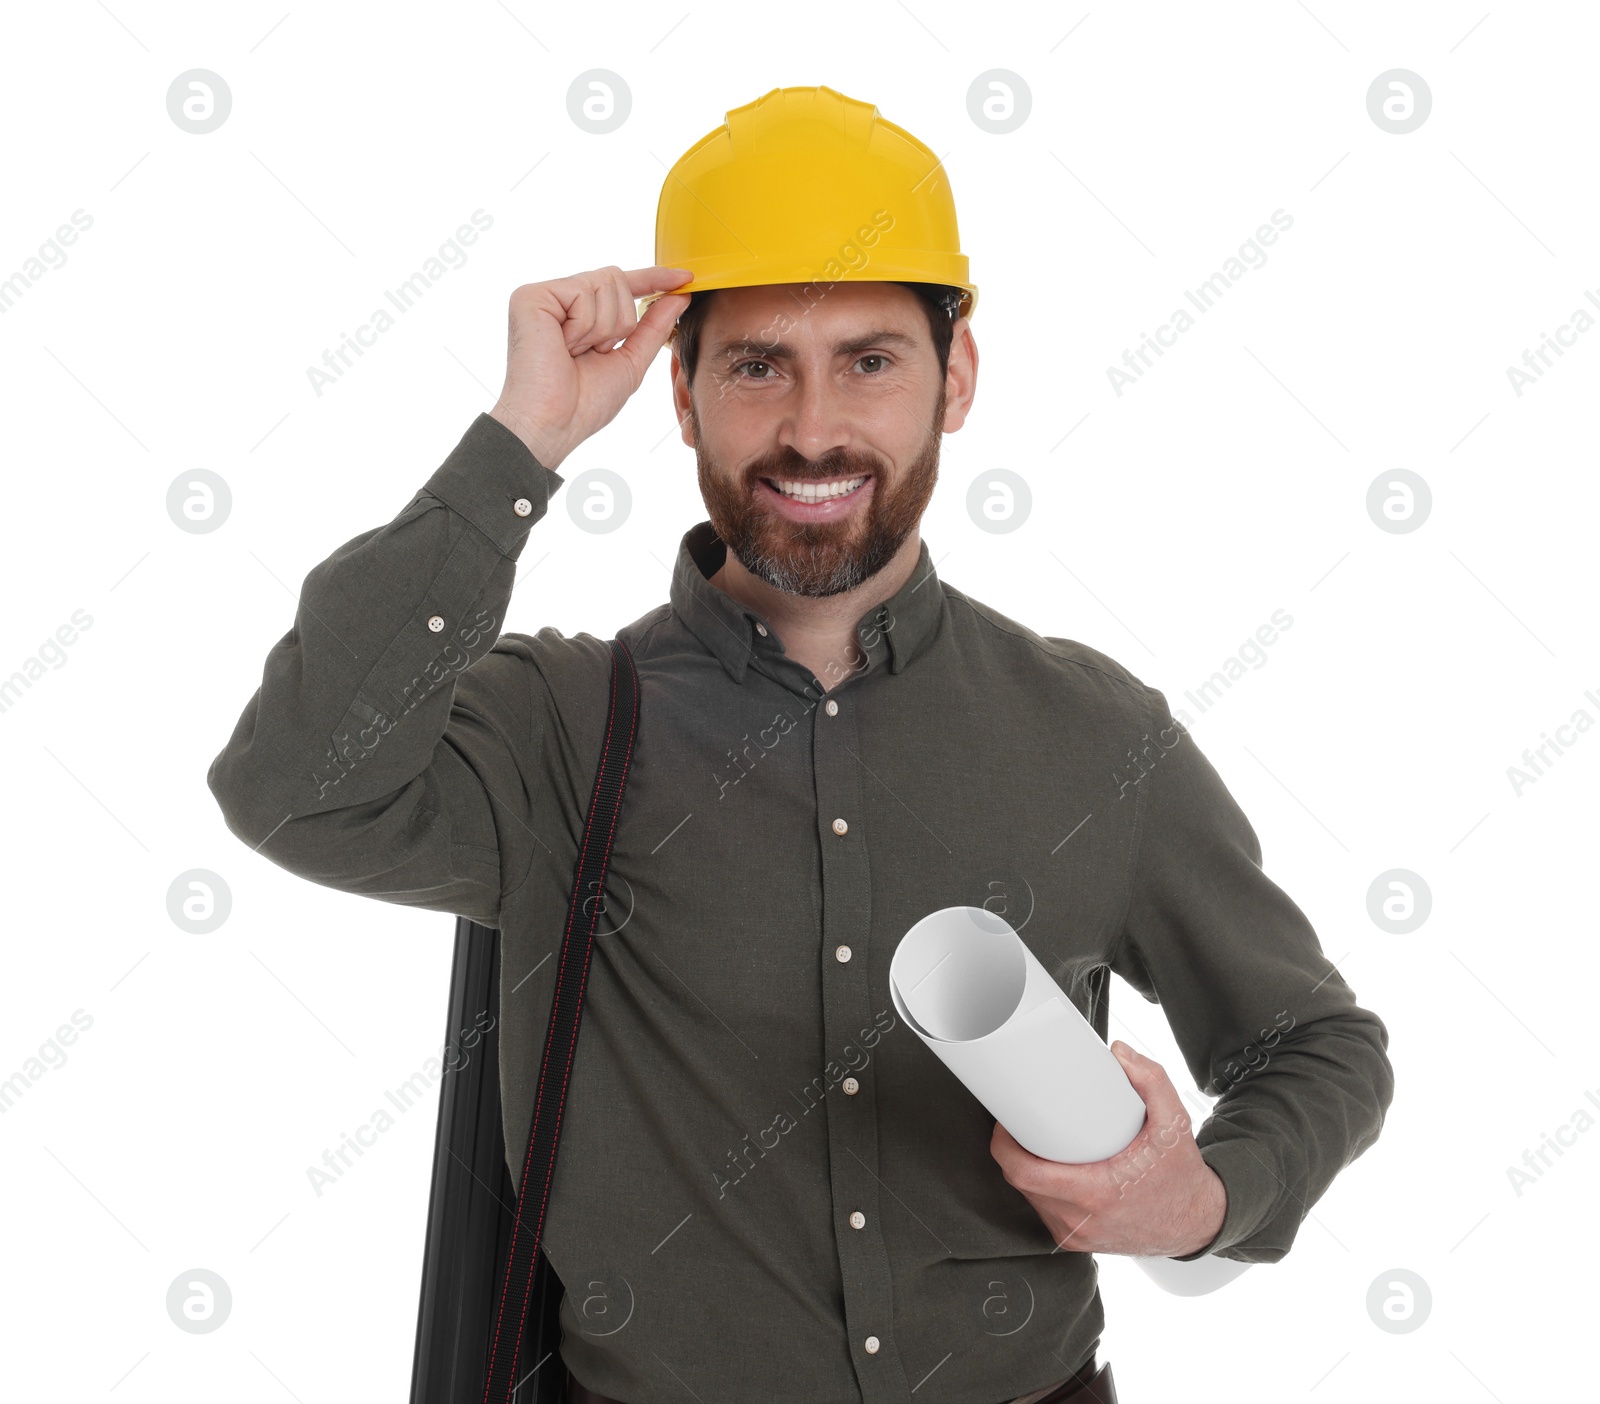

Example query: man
[208,86,1392,1404]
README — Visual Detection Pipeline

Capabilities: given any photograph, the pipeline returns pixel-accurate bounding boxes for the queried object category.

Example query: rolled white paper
[889,905,1146,1161]
[889,905,1252,1296]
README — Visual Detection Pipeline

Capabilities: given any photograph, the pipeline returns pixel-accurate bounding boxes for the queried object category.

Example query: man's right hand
[488,265,693,472]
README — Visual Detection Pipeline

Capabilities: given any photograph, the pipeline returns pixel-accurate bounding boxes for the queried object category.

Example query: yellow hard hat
[641,84,977,325]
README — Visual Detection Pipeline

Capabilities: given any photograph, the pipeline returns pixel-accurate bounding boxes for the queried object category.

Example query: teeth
[773,475,867,502]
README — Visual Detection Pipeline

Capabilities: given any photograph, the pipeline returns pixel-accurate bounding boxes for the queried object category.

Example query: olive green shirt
[207,412,1393,1403]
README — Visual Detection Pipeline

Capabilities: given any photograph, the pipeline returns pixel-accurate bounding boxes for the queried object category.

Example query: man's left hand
[989,1040,1227,1258]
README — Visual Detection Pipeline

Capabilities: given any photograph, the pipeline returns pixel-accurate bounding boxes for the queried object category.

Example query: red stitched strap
[482,638,640,1404]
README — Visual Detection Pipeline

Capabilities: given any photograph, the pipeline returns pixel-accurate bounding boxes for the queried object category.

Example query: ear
[669,348,696,448]
[665,347,697,447]
[940,318,978,434]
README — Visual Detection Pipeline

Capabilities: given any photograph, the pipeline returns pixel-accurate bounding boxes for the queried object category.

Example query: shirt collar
[670,521,944,685]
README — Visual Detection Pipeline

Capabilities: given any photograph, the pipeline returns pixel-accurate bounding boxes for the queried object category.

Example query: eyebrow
[710,329,920,362]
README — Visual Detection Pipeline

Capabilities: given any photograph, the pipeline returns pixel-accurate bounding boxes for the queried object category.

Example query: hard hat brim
[640,269,977,322]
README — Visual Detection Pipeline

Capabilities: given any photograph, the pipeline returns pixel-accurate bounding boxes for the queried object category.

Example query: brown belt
[565,1355,1118,1404]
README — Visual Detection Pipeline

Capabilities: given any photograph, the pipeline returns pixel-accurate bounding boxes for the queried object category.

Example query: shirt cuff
[421,412,566,557]
[1167,1135,1283,1261]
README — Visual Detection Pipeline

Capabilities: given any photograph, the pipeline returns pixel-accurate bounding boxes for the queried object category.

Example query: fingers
[1111,1040,1152,1086]
[989,1120,1027,1171]
[560,281,598,352]
[1111,1041,1159,1102]
[614,288,690,378]
[625,264,694,297]
[589,277,619,352]
[557,265,673,356]
[1111,1042,1191,1137]
[590,266,639,355]
[990,1120,1092,1198]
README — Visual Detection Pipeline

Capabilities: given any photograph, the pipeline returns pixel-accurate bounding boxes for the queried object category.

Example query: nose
[776,370,853,467]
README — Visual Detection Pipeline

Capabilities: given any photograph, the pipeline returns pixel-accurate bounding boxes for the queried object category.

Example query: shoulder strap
[482,637,640,1404]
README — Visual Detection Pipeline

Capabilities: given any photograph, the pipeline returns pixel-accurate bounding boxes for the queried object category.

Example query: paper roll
[889,905,1252,1295]
[889,905,1146,1161]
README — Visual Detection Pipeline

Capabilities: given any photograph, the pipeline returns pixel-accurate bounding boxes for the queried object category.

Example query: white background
[2,1,1595,1399]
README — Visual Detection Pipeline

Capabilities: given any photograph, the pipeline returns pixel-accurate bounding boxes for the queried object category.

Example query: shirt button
[427,615,446,633]
[832,817,848,836]
[842,1076,860,1095]
[513,497,533,517]
[864,1336,880,1354]
[835,944,852,963]
[825,699,839,716]
[754,621,768,636]
[849,1211,866,1229]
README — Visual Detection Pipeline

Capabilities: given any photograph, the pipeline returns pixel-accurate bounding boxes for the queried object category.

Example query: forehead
[698,281,928,353]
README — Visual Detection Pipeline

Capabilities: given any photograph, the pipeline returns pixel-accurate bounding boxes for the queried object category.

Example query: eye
[857,354,890,373]
[731,360,773,379]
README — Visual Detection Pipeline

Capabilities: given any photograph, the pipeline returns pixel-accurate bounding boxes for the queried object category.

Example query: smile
[756,473,875,523]
[764,474,870,502]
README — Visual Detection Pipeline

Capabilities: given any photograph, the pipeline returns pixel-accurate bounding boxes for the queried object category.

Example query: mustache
[746,449,884,483]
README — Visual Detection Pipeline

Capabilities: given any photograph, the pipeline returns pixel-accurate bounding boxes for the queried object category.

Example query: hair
[671,281,964,388]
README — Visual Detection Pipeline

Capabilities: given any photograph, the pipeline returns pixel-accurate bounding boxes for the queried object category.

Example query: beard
[693,383,946,598]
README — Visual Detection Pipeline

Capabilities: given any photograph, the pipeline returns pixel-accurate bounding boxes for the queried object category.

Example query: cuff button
[513,497,534,517]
